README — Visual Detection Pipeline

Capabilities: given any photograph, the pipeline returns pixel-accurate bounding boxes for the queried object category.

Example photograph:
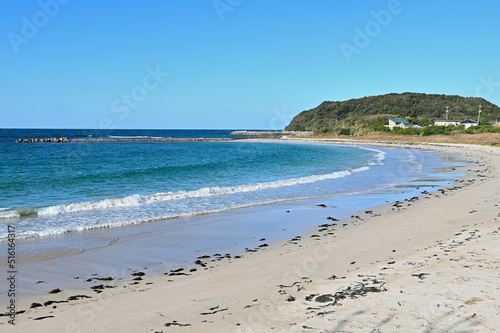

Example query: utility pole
[478,104,482,125]
[445,106,449,124]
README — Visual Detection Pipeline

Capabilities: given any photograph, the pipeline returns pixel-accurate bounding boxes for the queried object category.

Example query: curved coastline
[0,139,463,261]
[2,140,499,332]
[1,139,464,271]
[0,142,386,240]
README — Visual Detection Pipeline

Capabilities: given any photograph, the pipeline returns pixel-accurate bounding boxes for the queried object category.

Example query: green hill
[285,93,500,132]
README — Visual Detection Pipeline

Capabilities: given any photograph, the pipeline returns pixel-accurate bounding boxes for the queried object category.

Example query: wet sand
[1,140,499,332]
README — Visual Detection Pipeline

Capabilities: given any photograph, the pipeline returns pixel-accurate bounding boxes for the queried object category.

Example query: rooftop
[388,118,409,124]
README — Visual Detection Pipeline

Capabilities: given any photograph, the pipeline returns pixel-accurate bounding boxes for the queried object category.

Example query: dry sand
[309,132,500,146]
[2,140,500,332]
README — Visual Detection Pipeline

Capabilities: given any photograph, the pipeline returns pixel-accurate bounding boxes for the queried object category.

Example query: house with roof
[459,119,478,129]
[485,120,499,126]
[433,119,478,129]
[386,118,421,130]
[388,118,410,130]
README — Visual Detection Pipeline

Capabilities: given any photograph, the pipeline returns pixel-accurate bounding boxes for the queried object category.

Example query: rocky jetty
[14,132,315,143]
[16,137,70,143]
[70,138,234,143]
[229,130,313,137]
[15,137,235,143]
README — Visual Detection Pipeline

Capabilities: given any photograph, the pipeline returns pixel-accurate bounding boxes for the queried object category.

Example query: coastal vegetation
[285,93,500,136]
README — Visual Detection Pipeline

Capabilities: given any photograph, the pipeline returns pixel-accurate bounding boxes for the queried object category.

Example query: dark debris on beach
[304,279,387,315]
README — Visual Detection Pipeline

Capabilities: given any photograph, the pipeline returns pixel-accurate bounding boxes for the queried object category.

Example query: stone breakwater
[16,137,70,143]
[15,137,236,143]
[71,138,235,143]
[229,130,313,137]
[14,131,314,143]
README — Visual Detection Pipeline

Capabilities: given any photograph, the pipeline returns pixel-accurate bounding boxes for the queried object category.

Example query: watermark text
[340,0,403,63]
[7,0,71,54]
[6,225,17,325]
[213,0,243,21]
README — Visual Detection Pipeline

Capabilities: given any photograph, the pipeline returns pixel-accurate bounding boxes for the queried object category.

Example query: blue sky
[1,0,499,129]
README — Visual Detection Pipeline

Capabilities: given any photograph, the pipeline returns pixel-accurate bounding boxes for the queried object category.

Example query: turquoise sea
[0,129,460,240]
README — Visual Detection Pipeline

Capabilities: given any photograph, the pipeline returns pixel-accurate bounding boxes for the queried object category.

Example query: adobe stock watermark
[7,0,71,54]
[6,225,17,326]
[99,65,169,130]
[340,0,403,64]
[213,0,243,22]
[269,106,295,131]
[475,74,500,99]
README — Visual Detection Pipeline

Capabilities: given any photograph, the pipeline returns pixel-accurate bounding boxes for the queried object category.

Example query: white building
[433,119,478,129]
[433,120,460,126]
[459,119,478,129]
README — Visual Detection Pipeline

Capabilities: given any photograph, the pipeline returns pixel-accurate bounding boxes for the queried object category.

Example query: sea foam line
[108,135,151,139]
[0,160,381,220]
[38,167,369,216]
[358,146,386,165]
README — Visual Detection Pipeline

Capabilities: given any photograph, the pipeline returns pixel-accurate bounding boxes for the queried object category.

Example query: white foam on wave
[4,211,200,239]
[358,146,386,165]
[6,197,292,239]
[34,165,371,218]
[1,148,387,221]
[0,147,387,221]
[405,150,421,169]
[108,135,150,139]
[0,210,19,219]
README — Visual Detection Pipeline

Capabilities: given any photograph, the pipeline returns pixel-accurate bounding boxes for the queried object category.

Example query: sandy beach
[2,140,500,332]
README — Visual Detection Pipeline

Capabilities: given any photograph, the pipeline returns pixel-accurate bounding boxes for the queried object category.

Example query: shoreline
[0,141,457,269]
[1,140,499,332]
[0,140,443,244]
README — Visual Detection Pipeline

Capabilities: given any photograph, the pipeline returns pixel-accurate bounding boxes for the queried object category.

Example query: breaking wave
[0,162,381,220]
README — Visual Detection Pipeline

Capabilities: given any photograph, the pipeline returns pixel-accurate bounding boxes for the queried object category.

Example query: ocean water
[0,129,454,240]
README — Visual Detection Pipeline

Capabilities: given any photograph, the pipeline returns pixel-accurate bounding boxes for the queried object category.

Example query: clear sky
[1,0,499,129]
